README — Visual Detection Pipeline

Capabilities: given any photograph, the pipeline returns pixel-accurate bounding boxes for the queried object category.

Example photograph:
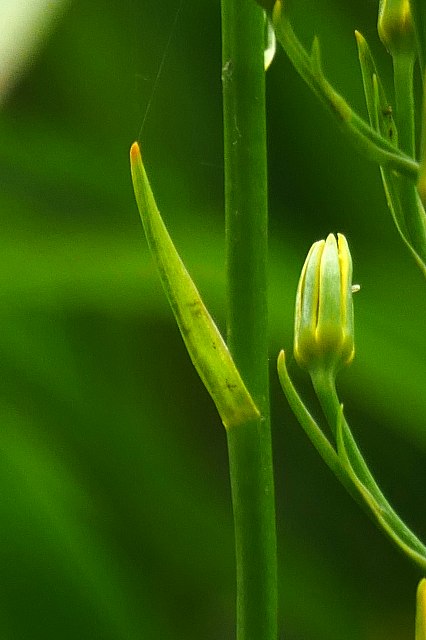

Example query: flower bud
[416,579,426,640]
[294,233,355,375]
[378,0,416,56]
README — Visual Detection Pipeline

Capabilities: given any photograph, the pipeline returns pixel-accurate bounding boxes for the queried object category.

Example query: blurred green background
[1,0,425,638]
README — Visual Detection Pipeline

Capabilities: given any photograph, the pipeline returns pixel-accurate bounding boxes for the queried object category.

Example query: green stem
[310,368,426,569]
[227,421,278,640]
[272,1,420,180]
[393,53,415,158]
[221,1,277,639]
[411,0,426,76]
[276,352,356,499]
[310,368,388,495]
[393,53,426,263]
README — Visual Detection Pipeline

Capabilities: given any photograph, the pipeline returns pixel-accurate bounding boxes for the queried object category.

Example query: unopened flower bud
[294,233,355,375]
[378,0,416,56]
[416,579,426,640]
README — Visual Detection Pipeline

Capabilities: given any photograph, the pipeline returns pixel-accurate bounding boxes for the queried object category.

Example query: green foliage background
[1,0,425,638]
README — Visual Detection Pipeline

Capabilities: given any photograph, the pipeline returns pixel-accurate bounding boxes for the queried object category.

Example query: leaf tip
[277,349,286,371]
[272,0,283,24]
[354,30,367,52]
[130,141,141,164]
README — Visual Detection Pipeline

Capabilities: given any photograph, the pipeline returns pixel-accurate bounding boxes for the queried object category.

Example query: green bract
[294,233,354,374]
[378,0,416,56]
[130,142,260,430]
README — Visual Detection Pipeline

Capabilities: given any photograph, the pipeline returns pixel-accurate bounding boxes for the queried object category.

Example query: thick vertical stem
[221,3,269,384]
[221,1,277,639]
[226,420,278,640]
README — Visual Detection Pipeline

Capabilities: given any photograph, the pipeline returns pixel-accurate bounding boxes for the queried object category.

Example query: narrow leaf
[355,30,398,143]
[130,142,260,429]
[277,351,355,496]
[356,30,426,273]
[335,401,426,570]
[271,0,419,178]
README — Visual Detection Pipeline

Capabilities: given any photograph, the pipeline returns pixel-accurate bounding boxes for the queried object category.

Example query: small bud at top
[294,233,355,376]
[416,579,426,640]
[378,0,416,56]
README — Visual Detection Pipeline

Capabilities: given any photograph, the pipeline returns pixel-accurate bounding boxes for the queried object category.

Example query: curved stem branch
[310,368,426,571]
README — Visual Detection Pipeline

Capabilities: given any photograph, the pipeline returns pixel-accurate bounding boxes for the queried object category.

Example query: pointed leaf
[272,0,418,178]
[130,142,260,430]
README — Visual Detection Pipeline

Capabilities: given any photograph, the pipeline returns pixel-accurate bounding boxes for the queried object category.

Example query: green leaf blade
[130,142,260,430]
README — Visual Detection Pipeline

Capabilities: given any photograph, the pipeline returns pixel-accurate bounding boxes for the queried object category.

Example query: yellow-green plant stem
[393,54,415,157]
[411,0,426,75]
[393,51,426,266]
[226,420,278,640]
[310,368,426,571]
[221,1,277,639]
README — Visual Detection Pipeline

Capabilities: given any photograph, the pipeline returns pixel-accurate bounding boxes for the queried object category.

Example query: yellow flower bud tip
[130,141,141,163]
[272,0,283,25]
[378,0,415,56]
[416,579,426,640]
[294,233,355,374]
